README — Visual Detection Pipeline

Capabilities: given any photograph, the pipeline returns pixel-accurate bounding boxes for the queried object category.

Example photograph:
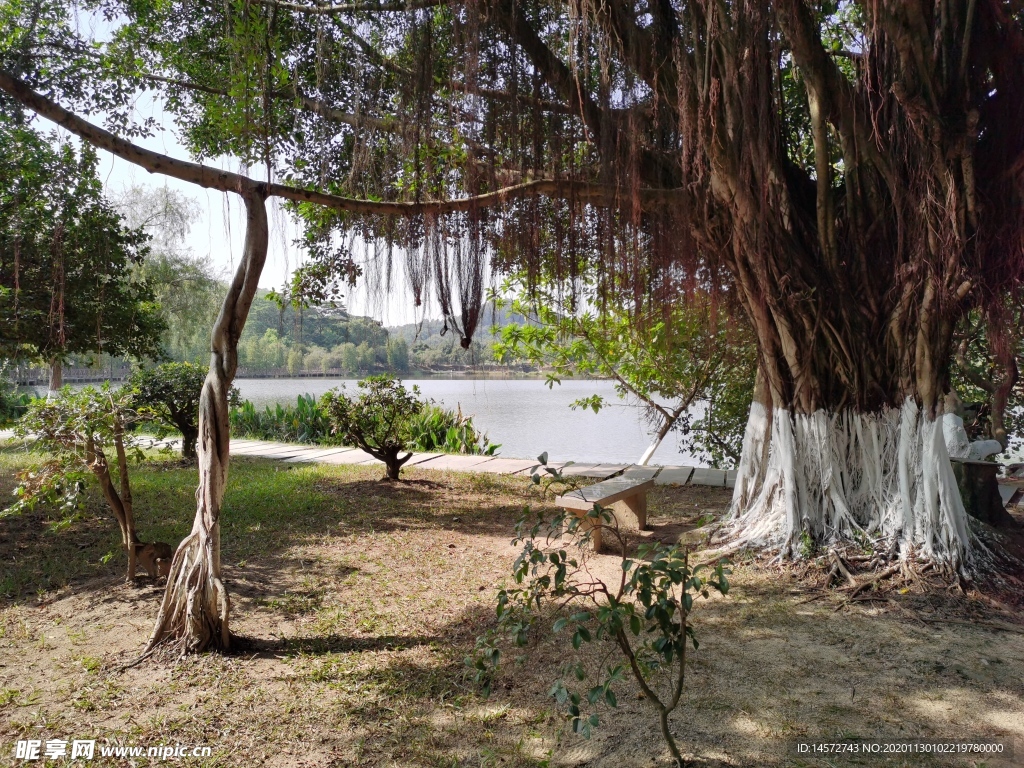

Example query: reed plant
[230,394,337,444]
[407,404,499,456]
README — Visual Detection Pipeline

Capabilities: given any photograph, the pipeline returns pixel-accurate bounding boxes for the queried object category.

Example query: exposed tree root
[827,549,859,588]
[760,531,1024,631]
[848,564,901,598]
[143,527,231,655]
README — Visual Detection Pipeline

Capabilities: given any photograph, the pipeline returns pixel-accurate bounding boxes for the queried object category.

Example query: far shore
[14,368,555,388]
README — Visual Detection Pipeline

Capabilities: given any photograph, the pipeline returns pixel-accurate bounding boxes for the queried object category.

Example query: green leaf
[629,614,642,635]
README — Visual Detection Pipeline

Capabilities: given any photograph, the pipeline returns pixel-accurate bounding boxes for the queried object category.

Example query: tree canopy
[0,119,165,366]
[3,0,1019,414]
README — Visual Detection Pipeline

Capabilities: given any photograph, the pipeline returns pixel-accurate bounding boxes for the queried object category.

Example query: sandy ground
[1,457,1023,768]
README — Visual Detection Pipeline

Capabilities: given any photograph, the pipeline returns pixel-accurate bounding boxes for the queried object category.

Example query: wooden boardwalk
[0,431,736,489]
[219,438,735,488]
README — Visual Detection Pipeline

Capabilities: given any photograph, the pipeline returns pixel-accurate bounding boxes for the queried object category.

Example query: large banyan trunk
[697,0,1024,575]
[724,256,977,571]
[145,191,268,653]
[721,224,981,570]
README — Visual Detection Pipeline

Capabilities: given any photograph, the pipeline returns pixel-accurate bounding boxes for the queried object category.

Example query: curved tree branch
[0,71,685,215]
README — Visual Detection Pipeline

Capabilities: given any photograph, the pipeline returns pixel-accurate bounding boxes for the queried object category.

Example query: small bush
[7,385,158,581]
[320,376,424,480]
[470,459,729,767]
[128,362,238,460]
[230,389,500,460]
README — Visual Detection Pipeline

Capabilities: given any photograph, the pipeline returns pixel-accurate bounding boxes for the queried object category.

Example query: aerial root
[847,564,901,599]
[802,541,971,607]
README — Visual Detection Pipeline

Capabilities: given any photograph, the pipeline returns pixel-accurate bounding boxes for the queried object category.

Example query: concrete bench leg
[611,492,648,531]
[560,491,648,553]
[563,510,604,552]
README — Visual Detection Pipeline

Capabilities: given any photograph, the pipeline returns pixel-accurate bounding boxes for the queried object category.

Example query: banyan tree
[2,0,1021,651]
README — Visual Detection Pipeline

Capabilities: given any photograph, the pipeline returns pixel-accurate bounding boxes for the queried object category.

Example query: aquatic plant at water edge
[407,403,499,456]
[230,394,336,444]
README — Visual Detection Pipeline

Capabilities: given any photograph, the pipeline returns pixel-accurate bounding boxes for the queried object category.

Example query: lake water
[235,378,703,466]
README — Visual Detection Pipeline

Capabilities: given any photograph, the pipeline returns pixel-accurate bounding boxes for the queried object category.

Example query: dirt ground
[1,453,1023,768]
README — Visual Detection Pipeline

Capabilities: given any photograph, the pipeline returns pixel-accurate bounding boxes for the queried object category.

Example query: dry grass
[1,446,1022,767]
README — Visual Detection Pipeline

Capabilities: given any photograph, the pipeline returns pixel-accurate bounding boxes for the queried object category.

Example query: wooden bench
[555,476,654,552]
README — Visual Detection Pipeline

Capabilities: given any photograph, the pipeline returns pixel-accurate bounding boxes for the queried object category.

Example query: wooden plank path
[180,438,736,487]
[0,430,735,488]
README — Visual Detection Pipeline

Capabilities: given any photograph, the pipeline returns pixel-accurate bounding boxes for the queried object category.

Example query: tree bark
[47,358,62,399]
[637,403,688,466]
[730,367,772,514]
[181,426,199,462]
[144,190,269,653]
[86,431,139,582]
[382,449,412,480]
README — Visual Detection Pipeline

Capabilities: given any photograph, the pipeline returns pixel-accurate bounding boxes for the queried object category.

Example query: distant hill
[231,294,531,375]
[388,307,526,370]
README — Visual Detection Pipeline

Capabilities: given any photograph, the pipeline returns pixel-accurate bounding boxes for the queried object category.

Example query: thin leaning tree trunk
[144,191,269,654]
[47,358,62,400]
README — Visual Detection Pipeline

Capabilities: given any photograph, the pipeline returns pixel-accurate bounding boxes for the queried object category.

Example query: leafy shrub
[230,394,336,444]
[320,376,424,480]
[470,460,729,766]
[407,403,499,456]
[7,385,158,581]
[0,365,33,427]
[128,362,239,460]
[230,391,501,462]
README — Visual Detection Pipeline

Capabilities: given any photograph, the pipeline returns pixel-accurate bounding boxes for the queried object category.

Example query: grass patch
[1,444,1022,767]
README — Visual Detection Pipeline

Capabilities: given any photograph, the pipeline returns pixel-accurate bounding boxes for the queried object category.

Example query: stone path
[212,438,736,488]
[0,430,736,489]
